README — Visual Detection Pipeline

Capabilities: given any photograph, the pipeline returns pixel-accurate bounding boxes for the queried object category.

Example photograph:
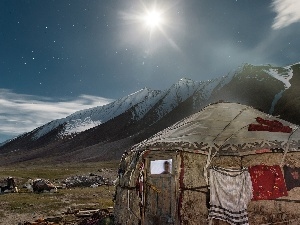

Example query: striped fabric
[209,167,253,225]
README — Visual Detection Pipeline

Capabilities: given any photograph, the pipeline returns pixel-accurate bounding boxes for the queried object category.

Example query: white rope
[204,147,212,185]
[203,106,251,185]
[280,127,299,167]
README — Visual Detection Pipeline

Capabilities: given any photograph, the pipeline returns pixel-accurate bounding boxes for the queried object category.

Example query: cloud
[0,89,113,143]
[272,0,300,29]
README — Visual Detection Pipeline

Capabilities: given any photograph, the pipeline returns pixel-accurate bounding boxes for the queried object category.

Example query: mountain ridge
[0,62,299,165]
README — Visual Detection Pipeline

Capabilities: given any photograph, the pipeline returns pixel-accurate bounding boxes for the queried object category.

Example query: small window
[150,159,172,174]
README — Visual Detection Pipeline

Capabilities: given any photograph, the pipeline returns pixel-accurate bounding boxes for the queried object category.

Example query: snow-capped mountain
[32,87,163,140]
[0,63,299,165]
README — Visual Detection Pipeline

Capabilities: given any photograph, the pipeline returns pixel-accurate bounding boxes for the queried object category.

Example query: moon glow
[143,10,163,28]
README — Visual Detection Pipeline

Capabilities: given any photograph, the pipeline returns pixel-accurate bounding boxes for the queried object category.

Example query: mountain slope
[0,63,299,165]
[273,63,300,125]
[33,87,163,140]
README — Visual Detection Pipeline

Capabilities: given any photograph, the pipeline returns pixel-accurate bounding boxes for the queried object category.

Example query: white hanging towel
[208,166,253,225]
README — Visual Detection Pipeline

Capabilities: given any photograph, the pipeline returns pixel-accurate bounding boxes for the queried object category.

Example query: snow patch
[269,90,284,115]
[155,78,201,120]
[264,66,293,89]
[32,87,162,139]
[61,117,102,136]
[264,65,293,114]
[131,90,163,120]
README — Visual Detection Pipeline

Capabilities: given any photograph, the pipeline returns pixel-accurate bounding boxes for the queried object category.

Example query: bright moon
[143,10,163,28]
[119,3,180,50]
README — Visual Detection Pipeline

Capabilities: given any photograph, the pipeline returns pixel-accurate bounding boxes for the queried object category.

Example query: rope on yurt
[280,126,299,167]
[204,106,251,225]
[203,106,251,185]
[127,190,140,221]
[125,151,144,223]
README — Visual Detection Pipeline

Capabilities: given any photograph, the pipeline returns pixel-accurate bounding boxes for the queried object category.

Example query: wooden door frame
[142,151,180,225]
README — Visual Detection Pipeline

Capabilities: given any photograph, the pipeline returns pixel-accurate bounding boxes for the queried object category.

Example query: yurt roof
[131,102,300,156]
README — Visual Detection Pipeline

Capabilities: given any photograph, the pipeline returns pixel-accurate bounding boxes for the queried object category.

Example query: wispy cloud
[272,0,300,29]
[0,89,113,143]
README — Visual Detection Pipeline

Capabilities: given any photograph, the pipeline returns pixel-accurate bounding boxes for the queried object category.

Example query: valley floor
[0,161,118,225]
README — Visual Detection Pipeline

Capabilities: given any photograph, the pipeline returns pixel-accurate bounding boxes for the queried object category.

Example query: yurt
[114,102,300,225]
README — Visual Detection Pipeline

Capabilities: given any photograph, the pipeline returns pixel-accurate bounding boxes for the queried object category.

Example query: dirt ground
[0,185,115,225]
[0,213,44,225]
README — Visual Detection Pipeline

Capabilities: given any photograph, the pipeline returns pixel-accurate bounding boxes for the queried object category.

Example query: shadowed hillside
[0,63,299,165]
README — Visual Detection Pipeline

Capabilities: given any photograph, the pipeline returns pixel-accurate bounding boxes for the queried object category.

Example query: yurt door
[143,153,178,225]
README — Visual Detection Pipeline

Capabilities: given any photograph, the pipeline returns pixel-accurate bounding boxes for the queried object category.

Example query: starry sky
[1,0,300,143]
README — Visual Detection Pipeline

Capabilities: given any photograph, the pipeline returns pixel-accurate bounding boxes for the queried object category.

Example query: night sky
[1,0,300,142]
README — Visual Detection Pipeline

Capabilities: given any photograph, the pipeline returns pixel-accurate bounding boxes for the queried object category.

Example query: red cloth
[249,165,288,200]
[248,117,292,133]
[256,117,283,128]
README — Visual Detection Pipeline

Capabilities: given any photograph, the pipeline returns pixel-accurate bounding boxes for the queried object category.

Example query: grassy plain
[0,161,119,224]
